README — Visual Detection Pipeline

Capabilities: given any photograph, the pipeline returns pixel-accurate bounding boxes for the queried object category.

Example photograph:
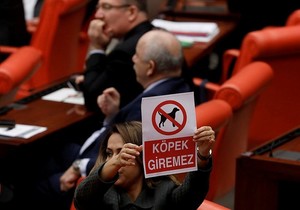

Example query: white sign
[141,92,197,178]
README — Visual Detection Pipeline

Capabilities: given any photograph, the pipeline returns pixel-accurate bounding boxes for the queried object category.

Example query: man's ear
[128,5,139,21]
[146,60,155,76]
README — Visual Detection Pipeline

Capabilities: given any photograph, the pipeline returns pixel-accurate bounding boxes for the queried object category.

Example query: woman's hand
[193,126,215,159]
[116,143,143,167]
[100,143,142,181]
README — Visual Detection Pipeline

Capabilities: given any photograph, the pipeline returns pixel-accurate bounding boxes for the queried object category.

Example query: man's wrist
[72,159,81,175]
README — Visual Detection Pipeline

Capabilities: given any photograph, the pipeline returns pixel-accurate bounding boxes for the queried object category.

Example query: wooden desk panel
[181,19,237,67]
[0,77,98,149]
[0,99,94,146]
[159,10,238,68]
[160,0,239,68]
[235,128,300,210]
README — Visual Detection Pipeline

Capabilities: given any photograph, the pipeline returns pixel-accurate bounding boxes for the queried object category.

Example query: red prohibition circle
[152,100,187,135]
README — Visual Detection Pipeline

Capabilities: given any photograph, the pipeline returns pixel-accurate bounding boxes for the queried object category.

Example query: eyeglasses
[97,3,131,11]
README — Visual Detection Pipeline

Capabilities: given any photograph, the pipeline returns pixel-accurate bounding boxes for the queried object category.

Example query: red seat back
[18,0,90,97]
[198,62,273,201]
[286,9,300,26]
[230,25,300,149]
[0,46,42,106]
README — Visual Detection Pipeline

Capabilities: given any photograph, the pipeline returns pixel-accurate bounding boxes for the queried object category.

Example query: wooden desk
[0,80,98,156]
[180,18,237,67]
[235,127,300,210]
[159,12,238,68]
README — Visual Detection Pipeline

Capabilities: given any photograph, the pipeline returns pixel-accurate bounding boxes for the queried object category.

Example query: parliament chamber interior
[1,0,300,209]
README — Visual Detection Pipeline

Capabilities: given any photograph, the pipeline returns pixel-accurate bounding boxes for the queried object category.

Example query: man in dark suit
[75,0,154,113]
[13,29,191,210]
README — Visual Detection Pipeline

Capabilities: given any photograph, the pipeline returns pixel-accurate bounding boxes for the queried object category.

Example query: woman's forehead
[107,133,124,147]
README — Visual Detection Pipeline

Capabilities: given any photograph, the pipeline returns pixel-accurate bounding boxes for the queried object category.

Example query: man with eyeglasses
[74,0,154,115]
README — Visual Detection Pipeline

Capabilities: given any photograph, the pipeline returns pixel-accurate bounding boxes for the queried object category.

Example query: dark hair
[125,0,147,13]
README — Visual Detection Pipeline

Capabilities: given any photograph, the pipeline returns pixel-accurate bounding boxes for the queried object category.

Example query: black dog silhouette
[158,107,180,128]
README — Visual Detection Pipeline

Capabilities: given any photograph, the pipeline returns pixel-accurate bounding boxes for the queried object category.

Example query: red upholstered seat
[222,25,300,149]
[0,46,42,106]
[196,62,273,201]
[195,23,300,150]
[19,0,91,96]
[286,9,300,26]
[0,0,91,99]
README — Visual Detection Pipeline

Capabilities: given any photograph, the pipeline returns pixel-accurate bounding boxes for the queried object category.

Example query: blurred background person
[22,0,44,21]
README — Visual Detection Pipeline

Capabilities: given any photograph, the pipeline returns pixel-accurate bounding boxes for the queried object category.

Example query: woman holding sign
[74,121,215,210]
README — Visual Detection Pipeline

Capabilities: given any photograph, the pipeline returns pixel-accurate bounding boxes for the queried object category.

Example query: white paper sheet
[41,88,84,105]
[151,19,219,43]
[0,124,47,139]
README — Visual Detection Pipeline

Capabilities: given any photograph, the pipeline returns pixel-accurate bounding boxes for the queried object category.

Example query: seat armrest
[216,61,273,110]
[0,46,42,94]
[195,99,232,132]
[0,46,20,55]
[286,9,300,26]
[221,49,240,83]
[193,78,221,101]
